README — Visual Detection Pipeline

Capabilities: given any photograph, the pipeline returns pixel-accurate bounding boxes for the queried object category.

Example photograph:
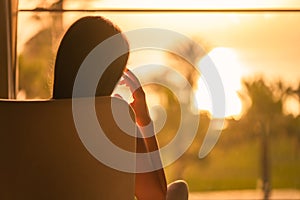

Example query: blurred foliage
[18,6,64,99]
[166,37,209,90]
[164,76,299,191]
[225,78,300,193]
[151,36,300,191]
[18,28,54,99]
[235,78,300,139]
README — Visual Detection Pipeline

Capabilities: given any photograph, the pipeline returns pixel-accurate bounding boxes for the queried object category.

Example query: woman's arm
[120,69,167,200]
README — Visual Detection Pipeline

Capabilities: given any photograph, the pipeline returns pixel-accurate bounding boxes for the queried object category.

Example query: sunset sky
[18,0,300,117]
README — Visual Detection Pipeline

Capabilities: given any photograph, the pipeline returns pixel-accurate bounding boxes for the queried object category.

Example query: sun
[195,47,244,118]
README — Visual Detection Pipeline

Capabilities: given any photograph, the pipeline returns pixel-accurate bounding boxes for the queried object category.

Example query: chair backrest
[0,96,136,200]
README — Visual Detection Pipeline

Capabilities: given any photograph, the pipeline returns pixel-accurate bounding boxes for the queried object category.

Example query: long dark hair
[53,16,129,99]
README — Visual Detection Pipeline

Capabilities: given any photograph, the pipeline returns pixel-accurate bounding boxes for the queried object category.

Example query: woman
[53,16,188,200]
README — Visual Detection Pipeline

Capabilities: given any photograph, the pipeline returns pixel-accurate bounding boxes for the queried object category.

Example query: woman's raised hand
[119,69,151,126]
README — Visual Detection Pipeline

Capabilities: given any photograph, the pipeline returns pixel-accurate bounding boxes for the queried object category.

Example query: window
[2,0,300,199]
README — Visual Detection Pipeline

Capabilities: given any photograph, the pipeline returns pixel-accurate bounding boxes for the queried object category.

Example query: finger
[125,70,140,84]
[113,93,123,99]
[118,74,132,86]
[118,78,125,85]
[122,73,140,93]
[124,69,141,86]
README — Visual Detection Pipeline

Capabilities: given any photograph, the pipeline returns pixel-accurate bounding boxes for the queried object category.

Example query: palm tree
[240,78,289,200]
[240,78,300,199]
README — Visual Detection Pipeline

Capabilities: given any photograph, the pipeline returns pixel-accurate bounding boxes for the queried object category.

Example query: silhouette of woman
[53,16,188,200]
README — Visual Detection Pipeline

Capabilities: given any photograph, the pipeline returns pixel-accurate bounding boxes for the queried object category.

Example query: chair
[0,96,136,200]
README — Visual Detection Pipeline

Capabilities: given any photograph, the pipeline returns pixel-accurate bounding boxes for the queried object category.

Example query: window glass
[17,1,300,198]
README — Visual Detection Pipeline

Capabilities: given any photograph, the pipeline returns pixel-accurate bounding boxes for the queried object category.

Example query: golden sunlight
[196,47,244,118]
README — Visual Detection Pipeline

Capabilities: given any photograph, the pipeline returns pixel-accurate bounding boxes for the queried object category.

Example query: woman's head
[53,16,129,99]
